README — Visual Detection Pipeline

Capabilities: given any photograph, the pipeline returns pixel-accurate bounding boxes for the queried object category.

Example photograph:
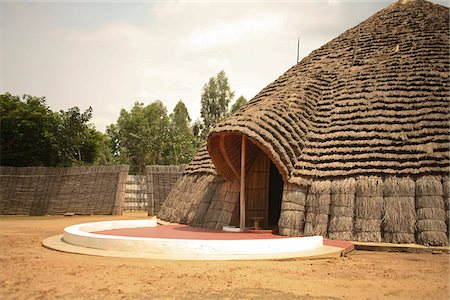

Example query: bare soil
[1,212,449,299]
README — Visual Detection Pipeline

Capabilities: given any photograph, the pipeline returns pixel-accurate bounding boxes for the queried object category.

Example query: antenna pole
[297,37,300,63]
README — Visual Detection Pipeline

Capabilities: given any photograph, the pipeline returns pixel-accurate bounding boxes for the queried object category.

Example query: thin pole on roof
[239,135,246,232]
[297,37,300,63]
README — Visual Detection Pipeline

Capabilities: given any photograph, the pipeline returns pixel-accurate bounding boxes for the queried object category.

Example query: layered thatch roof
[186,0,450,185]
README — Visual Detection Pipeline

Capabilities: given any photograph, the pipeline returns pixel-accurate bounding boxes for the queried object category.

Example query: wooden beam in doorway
[240,135,246,231]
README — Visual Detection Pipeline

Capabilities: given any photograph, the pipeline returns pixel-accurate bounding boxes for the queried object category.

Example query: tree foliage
[57,106,94,165]
[230,95,247,114]
[200,70,235,139]
[0,93,107,167]
[168,101,195,164]
[108,100,195,174]
[1,93,59,166]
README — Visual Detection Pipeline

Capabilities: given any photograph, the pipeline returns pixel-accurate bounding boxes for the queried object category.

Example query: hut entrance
[241,148,284,229]
[208,133,286,230]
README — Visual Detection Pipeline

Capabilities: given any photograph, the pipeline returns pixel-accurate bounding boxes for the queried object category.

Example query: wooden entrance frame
[240,135,246,231]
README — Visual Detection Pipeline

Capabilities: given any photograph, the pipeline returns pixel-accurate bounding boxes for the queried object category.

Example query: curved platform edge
[43,234,345,261]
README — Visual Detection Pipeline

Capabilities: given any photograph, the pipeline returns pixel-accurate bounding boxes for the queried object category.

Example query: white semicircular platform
[43,220,347,260]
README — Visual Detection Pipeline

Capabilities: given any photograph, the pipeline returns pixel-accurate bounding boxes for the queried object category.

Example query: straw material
[328,178,356,240]
[443,176,450,240]
[304,180,331,236]
[0,166,128,216]
[354,176,383,242]
[278,184,307,236]
[382,177,416,244]
[415,175,447,246]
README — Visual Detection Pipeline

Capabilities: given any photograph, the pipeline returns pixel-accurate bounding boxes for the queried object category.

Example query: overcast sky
[1,0,448,132]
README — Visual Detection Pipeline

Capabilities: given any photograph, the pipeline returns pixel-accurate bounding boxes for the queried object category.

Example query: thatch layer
[278,184,307,236]
[354,176,383,242]
[158,174,216,223]
[304,180,331,236]
[415,176,447,246]
[183,145,217,176]
[443,176,450,240]
[328,178,356,240]
[382,177,416,243]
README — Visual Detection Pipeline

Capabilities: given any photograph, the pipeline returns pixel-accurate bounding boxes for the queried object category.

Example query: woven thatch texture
[415,176,447,246]
[0,166,128,215]
[354,176,383,242]
[183,145,217,176]
[328,178,356,240]
[304,180,331,236]
[278,184,307,236]
[158,174,215,223]
[157,173,240,230]
[186,176,222,227]
[444,176,450,240]
[382,177,416,243]
[202,180,240,229]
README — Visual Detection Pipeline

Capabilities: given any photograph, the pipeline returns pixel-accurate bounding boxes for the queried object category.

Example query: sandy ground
[0,212,449,300]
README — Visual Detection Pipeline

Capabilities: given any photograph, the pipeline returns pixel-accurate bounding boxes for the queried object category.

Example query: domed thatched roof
[187,0,449,185]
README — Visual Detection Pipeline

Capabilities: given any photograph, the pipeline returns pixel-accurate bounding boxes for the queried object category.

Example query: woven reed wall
[0,165,128,216]
[277,175,449,246]
[145,165,186,215]
[443,176,450,240]
[415,176,447,246]
[304,180,331,237]
[278,184,308,236]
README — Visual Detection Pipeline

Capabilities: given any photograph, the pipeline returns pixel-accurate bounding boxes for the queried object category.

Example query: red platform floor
[95,225,354,253]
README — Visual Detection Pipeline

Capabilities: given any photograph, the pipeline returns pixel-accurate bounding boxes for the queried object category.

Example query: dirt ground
[0,212,449,300]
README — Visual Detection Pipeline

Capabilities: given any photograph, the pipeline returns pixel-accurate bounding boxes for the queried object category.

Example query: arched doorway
[208,132,286,230]
[240,148,284,229]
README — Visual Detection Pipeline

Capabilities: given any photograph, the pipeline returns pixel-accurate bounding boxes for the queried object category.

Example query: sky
[1,0,448,133]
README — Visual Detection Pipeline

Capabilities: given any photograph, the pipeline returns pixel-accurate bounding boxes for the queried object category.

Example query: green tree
[106,123,129,165]
[0,93,59,166]
[200,70,235,139]
[56,106,94,166]
[0,93,107,167]
[230,95,247,114]
[110,101,171,174]
[145,101,171,165]
[83,129,115,165]
[167,100,195,164]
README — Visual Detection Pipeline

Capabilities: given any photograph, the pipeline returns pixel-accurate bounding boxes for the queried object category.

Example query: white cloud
[185,14,284,50]
[59,23,149,46]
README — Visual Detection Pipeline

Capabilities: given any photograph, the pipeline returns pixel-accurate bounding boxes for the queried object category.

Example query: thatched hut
[159,0,450,246]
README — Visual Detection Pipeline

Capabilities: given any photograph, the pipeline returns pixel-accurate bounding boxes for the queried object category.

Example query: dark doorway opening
[268,161,283,227]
